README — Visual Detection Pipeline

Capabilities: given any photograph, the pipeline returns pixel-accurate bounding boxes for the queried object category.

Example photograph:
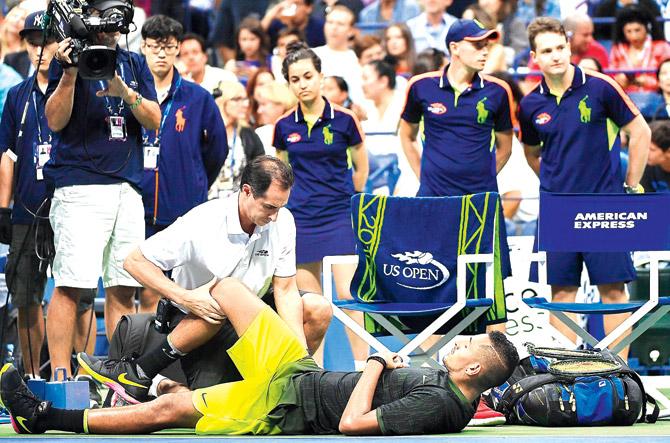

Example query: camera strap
[32,91,52,181]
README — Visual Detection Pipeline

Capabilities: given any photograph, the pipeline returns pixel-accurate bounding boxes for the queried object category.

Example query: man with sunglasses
[138,15,228,312]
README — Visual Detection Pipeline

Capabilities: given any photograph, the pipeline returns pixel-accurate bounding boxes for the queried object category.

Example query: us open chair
[323,192,506,368]
[524,192,670,354]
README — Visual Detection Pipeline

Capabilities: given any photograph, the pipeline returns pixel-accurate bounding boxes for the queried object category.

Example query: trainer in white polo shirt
[141,189,295,298]
[82,157,333,398]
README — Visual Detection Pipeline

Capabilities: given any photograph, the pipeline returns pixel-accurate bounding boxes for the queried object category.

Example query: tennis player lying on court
[0,277,519,436]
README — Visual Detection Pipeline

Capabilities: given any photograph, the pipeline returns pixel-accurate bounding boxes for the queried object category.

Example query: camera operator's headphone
[88,0,134,34]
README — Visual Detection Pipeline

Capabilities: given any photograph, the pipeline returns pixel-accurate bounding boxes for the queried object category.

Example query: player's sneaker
[77,353,150,404]
[468,396,506,426]
[0,363,49,434]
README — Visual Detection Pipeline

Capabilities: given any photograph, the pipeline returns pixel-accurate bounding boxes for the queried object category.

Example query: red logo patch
[286,132,301,143]
[427,102,447,115]
[535,112,552,125]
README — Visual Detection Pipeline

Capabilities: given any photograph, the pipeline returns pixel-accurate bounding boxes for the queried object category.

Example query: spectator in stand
[262,0,326,49]
[322,75,368,121]
[358,0,421,24]
[246,67,275,126]
[412,47,446,75]
[178,33,237,96]
[354,34,385,65]
[312,0,365,20]
[361,59,419,196]
[406,0,457,54]
[475,0,528,56]
[641,120,670,191]
[514,0,561,25]
[210,81,265,199]
[648,58,670,120]
[150,0,185,23]
[594,0,662,41]
[270,28,302,82]
[578,56,603,72]
[224,17,270,80]
[564,13,609,70]
[0,5,28,61]
[255,81,297,155]
[610,5,670,93]
[383,23,415,78]
[313,5,365,102]
[210,0,270,65]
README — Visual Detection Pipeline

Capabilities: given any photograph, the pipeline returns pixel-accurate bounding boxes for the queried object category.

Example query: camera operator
[44,0,161,378]
[0,10,100,385]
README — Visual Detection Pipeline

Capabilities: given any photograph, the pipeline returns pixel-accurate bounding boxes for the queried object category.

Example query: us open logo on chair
[382,251,450,290]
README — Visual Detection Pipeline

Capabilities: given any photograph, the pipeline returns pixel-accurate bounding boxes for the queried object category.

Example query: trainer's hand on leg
[181,277,225,324]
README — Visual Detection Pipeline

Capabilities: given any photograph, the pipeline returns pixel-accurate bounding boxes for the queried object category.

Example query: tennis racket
[548,359,623,377]
[526,343,606,360]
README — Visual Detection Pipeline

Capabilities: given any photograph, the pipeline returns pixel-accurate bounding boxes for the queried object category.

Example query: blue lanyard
[31,91,50,145]
[99,64,126,116]
[230,127,237,177]
[144,76,182,145]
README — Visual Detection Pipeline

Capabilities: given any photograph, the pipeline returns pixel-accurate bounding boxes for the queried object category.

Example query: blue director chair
[524,192,670,354]
[323,192,506,368]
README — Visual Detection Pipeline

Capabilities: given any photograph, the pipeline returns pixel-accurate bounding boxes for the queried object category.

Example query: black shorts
[6,224,47,308]
[170,287,301,389]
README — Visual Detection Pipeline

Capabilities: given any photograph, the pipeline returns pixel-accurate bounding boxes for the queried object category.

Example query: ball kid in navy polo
[400,19,516,198]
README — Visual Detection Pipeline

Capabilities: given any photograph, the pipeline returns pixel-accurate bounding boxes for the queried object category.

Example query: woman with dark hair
[273,41,368,365]
[610,5,670,92]
[412,48,446,76]
[245,67,275,126]
[322,75,367,122]
[578,56,604,73]
[224,17,270,79]
[383,23,415,78]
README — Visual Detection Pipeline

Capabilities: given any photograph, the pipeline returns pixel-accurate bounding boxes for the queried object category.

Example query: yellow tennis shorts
[191,305,308,435]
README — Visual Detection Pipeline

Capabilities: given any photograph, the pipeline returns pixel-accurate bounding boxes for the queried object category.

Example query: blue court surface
[1,422,670,442]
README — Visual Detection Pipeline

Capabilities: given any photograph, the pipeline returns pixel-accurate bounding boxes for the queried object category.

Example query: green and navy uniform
[400,67,514,323]
[400,67,515,197]
[272,98,364,264]
[519,65,638,285]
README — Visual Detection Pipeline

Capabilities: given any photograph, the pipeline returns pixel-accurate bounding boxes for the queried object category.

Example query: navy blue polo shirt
[401,67,514,197]
[272,98,363,223]
[141,69,228,226]
[44,47,157,191]
[518,65,638,193]
[0,76,51,224]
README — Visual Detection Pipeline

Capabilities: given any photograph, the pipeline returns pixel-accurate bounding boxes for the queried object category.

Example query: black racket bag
[487,345,659,426]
